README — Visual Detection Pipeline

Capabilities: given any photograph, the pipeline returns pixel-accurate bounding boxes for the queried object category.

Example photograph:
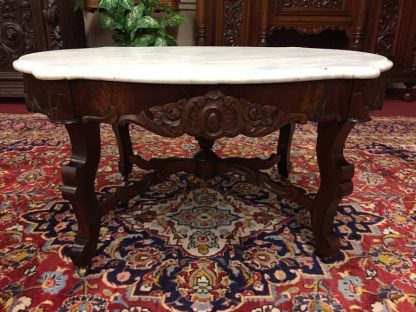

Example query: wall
[83,0,196,47]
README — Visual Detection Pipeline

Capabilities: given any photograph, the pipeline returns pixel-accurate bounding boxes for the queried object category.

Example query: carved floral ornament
[0,0,31,16]
[43,0,63,50]
[0,0,34,66]
[269,24,345,36]
[376,0,401,56]
[223,0,243,46]
[281,0,344,8]
[0,0,17,18]
[1,22,22,48]
[120,91,307,140]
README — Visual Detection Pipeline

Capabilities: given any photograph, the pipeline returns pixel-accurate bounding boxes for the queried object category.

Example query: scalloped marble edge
[13,46,393,85]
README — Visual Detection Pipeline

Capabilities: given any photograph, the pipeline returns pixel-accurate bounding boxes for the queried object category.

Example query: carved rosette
[121,91,307,141]
[0,0,34,69]
[376,0,401,57]
[222,0,243,46]
[43,0,63,50]
[281,0,344,8]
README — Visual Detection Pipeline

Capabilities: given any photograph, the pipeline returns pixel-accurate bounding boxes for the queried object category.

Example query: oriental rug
[0,114,415,312]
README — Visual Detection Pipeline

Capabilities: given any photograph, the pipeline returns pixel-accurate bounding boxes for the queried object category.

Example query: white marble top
[13,46,392,84]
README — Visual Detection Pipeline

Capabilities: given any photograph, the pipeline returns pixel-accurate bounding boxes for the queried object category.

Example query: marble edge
[12,49,393,85]
[11,66,393,85]
[12,59,28,74]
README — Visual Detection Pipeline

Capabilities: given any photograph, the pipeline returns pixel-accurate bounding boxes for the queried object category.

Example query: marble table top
[13,46,392,84]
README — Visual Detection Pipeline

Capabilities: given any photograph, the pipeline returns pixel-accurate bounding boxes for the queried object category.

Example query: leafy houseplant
[98,0,185,46]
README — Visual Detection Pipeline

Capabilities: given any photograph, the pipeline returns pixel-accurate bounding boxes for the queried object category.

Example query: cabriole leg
[402,82,415,102]
[311,120,355,257]
[277,122,295,179]
[112,122,133,180]
[61,122,101,269]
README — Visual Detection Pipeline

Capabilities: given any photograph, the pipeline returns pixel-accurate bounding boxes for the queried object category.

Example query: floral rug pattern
[0,114,415,312]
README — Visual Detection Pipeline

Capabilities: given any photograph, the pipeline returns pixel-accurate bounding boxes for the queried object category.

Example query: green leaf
[112,31,129,46]
[142,0,158,15]
[154,36,167,46]
[125,3,145,33]
[98,0,116,10]
[100,14,119,30]
[166,12,186,27]
[158,3,172,12]
[136,16,160,29]
[165,34,177,46]
[145,0,160,8]
[119,0,134,10]
[132,34,156,46]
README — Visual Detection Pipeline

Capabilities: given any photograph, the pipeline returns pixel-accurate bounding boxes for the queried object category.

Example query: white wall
[83,0,196,47]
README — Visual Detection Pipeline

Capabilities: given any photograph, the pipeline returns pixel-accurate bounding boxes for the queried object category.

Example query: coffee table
[13,47,392,273]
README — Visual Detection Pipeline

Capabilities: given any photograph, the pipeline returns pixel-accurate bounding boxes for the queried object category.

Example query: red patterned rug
[0,114,415,312]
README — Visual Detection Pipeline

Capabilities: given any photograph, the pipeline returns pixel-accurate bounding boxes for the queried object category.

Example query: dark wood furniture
[196,0,416,100]
[15,46,391,273]
[366,0,416,101]
[0,0,86,98]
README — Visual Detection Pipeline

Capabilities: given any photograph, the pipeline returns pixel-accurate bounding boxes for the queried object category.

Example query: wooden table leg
[402,82,416,101]
[311,120,355,257]
[277,122,295,179]
[112,123,133,180]
[61,122,101,270]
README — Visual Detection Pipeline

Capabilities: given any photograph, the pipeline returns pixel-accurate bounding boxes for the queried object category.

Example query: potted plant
[77,0,179,11]
[94,0,185,46]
